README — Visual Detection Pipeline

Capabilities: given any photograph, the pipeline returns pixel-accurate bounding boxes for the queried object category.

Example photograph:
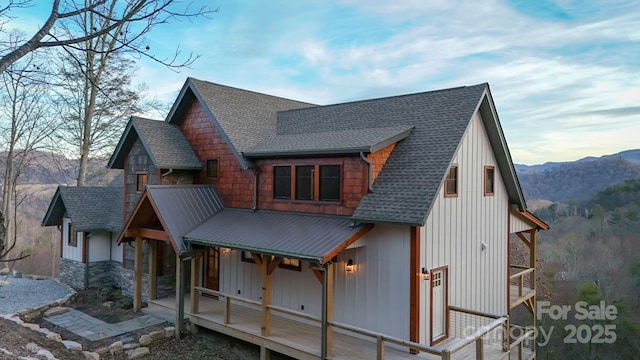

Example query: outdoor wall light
[421,267,430,280]
[481,242,488,251]
[345,259,354,272]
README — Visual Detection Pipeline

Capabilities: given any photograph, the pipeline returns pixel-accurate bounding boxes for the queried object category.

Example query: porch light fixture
[222,248,231,255]
[481,242,488,251]
[421,267,430,280]
[345,259,354,273]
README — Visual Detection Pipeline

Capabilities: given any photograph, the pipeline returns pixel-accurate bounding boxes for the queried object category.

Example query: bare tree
[0,36,54,259]
[0,0,214,73]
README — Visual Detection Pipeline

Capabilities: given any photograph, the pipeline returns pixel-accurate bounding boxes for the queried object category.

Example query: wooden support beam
[175,253,183,338]
[267,257,282,275]
[409,226,420,353]
[191,253,200,315]
[125,228,170,242]
[260,346,271,360]
[312,269,323,284]
[133,236,143,312]
[251,252,263,267]
[149,241,157,301]
[260,255,272,337]
[326,262,334,357]
[516,231,531,247]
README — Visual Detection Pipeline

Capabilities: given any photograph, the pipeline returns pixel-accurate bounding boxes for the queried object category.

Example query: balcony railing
[510,265,535,308]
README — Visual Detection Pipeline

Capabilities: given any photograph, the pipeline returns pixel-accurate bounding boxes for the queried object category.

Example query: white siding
[419,111,509,344]
[216,224,410,339]
[510,212,537,233]
[88,231,111,262]
[111,234,123,263]
[62,217,83,262]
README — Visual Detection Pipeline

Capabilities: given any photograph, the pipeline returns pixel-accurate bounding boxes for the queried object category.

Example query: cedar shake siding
[368,143,396,184]
[255,156,368,216]
[177,99,254,208]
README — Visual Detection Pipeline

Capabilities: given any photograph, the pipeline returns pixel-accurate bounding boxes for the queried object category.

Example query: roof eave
[243,147,372,158]
[41,187,64,227]
[369,127,414,153]
[183,237,323,263]
[107,117,136,169]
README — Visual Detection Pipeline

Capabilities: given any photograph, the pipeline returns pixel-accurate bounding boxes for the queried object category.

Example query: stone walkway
[45,308,164,341]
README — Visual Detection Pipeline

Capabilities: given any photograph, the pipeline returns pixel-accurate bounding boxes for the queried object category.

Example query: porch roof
[184,209,372,264]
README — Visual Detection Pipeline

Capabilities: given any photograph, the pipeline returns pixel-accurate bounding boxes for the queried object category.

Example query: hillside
[516,149,640,202]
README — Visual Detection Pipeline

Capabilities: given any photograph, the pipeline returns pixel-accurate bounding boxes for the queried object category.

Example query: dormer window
[273,164,341,202]
[444,165,458,197]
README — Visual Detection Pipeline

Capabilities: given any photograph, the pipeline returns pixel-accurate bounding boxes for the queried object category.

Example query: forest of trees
[534,179,640,359]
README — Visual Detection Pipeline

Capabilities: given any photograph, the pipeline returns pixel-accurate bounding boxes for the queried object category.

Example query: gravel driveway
[0,275,73,315]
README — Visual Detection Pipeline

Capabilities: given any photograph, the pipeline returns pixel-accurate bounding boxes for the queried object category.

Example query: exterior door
[430,266,449,345]
[206,247,220,291]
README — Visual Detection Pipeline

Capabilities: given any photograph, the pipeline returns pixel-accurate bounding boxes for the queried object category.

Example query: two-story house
[43,77,546,360]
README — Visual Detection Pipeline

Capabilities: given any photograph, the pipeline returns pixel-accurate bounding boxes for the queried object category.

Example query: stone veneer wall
[87,260,115,289]
[112,262,150,302]
[59,258,87,290]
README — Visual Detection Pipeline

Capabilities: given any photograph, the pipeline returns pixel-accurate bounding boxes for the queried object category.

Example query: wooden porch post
[191,253,201,314]
[530,229,537,356]
[148,241,157,301]
[133,236,143,312]
[261,254,272,336]
[175,253,183,338]
[326,262,334,357]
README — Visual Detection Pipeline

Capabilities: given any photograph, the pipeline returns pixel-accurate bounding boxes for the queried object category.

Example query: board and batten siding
[419,110,509,344]
[62,217,83,262]
[510,212,537,233]
[111,233,123,263]
[216,224,410,340]
[87,231,111,262]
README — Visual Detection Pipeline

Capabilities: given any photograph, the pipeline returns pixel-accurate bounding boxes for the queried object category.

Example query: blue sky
[9,0,640,165]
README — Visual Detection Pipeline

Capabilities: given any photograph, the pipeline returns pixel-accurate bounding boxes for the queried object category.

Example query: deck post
[476,337,484,360]
[376,335,384,360]
[190,253,200,315]
[149,240,157,301]
[133,236,143,312]
[260,346,271,360]
[261,254,272,336]
[326,262,334,357]
[175,254,184,338]
[529,230,537,357]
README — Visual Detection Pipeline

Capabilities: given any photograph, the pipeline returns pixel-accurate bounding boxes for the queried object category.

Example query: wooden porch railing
[509,325,535,360]
[191,287,509,360]
[510,266,535,298]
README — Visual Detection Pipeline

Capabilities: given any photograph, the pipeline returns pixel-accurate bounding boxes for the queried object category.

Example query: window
[206,158,220,178]
[279,258,301,271]
[67,222,77,247]
[240,251,255,263]
[444,165,458,197]
[136,172,148,192]
[484,166,495,196]
[273,166,292,199]
[273,164,341,202]
[319,165,341,201]
[296,166,314,200]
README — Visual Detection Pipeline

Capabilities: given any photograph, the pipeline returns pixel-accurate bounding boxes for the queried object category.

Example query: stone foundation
[59,258,87,290]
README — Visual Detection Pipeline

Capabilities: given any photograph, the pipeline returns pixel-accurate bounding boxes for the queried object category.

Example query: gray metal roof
[41,186,123,232]
[184,209,367,263]
[166,78,316,169]
[145,185,224,253]
[274,84,505,225]
[243,125,414,157]
[108,116,202,170]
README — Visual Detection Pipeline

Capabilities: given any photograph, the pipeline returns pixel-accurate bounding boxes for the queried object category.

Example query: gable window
[279,258,301,271]
[136,172,148,192]
[296,166,314,200]
[274,166,292,199]
[319,165,341,201]
[444,165,458,197]
[206,158,220,179]
[273,164,342,202]
[484,166,495,196]
[67,222,77,247]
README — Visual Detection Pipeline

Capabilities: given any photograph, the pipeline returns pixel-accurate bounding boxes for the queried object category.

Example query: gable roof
[41,186,123,232]
[184,209,373,264]
[108,116,201,170]
[118,185,224,254]
[165,78,316,169]
[243,125,414,158]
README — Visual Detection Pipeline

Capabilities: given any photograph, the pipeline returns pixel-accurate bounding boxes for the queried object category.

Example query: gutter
[359,152,374,193]
[161,168,174,177]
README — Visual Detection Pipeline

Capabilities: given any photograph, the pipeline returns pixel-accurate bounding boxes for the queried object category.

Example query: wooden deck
[146,294,517,360]
[509,285,534,308]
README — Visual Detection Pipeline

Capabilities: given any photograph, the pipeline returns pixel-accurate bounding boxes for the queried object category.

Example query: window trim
[135,172,148,193]
[484,166,495,196]
[206,158,220,179]
[273,164,342,202]
[67,222,77,247]
[278,257,302,271]
[240,251,255,263]
[444,165,458,198]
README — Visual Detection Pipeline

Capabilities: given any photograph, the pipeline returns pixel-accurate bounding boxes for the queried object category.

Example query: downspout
[359,152,374,193]
[252,168,258,211]
[161,168,174,177]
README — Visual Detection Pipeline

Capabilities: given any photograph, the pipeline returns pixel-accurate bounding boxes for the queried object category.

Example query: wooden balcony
[145,287,521,360]
[509,266,535,309]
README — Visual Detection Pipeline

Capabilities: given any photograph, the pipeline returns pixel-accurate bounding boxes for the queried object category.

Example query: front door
[206,247,220,291]
[430,266,448,345]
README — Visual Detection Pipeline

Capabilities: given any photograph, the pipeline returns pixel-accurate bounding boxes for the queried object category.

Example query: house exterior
[43,77,547,360]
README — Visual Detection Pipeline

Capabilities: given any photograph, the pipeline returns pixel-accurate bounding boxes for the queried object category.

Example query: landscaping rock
[62,340,83,351]
[109,341,124,354]
[25,342,41,353]
[123,343,140,350]
[0,267,9,275]
[12,270,22,278]
[21,322,40,331]
[46,333,63,342]
[83,351,100,360]
[23,311,41,322]
[36,349,56,359]
[149,330,164,341]
[138,334,152,346]
[43,307,69,317]
[164,326,175,338]
[127,347,150,359]
[94,347,109,355]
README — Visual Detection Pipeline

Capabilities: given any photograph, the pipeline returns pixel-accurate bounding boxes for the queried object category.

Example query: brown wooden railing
[510,266,535,299]
[509,325,535,360]
[190,287,509,359]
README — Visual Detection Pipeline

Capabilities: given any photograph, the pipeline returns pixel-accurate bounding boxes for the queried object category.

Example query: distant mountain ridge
[516,149,640,202]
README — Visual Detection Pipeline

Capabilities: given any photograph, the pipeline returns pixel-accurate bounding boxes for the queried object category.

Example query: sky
[7,0,640,165]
